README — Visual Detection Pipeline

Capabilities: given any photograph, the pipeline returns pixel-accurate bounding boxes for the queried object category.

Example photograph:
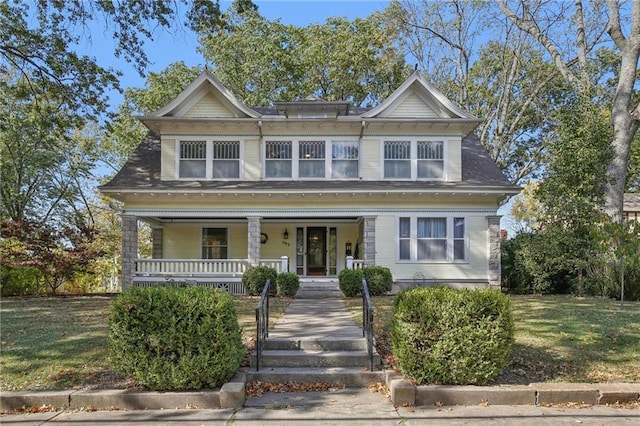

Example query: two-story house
[100,70,520,292]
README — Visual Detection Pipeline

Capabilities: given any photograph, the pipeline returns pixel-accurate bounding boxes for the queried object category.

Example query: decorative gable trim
[362,71,476,120]
[149,70,260,119]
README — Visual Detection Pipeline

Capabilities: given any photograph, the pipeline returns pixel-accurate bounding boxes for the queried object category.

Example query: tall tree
[498,0,640,220]
[197,4,410,107]
[383,0,566,184]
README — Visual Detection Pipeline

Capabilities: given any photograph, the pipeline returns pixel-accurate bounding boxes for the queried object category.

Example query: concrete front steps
[248,337,384,387]
[295,278,342,298]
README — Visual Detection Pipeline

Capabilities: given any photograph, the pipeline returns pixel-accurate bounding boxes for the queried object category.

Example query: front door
[306,227,326,276]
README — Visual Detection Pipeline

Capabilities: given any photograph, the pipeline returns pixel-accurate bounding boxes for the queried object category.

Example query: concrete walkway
[268,297,363,340]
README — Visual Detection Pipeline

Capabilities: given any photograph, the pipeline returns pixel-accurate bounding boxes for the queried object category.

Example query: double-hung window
[332,141,359,178]
[179,141,206,178]
[202,228,228,259]
[398,217,466,262]
[383,139,445,179]
[264,140,359,179]
[212,141,240,179]
[265,141,292,178]
[299,141,325,178]
[178,139,241,179]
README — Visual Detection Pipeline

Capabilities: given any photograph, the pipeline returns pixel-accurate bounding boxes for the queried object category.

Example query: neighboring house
[100,71,520,292]
[624,193,640,222]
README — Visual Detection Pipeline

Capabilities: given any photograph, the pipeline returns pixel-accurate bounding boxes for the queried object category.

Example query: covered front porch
[121,215,374,291]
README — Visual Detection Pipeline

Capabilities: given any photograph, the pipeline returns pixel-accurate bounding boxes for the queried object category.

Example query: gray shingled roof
[101,133,518,192]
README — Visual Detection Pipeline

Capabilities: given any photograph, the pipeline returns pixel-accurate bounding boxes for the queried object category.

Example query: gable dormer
[362,70,475,121]
[140,70,261,135]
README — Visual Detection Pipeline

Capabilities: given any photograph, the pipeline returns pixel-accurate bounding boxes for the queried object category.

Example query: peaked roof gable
[150,70,260,119]
[362,70,476,120]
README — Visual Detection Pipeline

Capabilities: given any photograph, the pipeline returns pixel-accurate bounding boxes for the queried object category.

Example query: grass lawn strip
[343,295,640,385]
[0,295,291,391]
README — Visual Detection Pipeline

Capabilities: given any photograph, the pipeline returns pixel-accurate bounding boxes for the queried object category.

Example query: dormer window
[383,139,445,180]
[178,139,241,179]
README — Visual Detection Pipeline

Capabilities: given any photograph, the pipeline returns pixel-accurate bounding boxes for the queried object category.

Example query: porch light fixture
[283,229,289,240]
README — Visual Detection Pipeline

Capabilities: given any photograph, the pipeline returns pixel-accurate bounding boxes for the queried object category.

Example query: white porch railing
[345,256,364,270]
[134,258,288,278]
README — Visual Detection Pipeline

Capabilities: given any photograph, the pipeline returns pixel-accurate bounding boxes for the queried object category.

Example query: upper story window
[383,139,445,180]
[264,139,359,179]
[265,141,292,178]
[179,141,206,178]
[398,216,466,262]
[178,139,241,179]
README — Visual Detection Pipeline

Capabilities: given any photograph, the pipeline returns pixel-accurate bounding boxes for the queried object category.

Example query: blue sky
[81,1,389,109]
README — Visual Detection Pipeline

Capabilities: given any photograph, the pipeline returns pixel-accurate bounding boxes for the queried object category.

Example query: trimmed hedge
[276,272,300,297]
[339,268,363,297]
[242,266,277,296]
[339,266,393,297]
[392,286,514,385]
[362,266,392,296]
[109,286,245,391]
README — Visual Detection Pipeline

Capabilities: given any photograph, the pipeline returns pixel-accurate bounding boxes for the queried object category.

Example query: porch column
[487,215,502,290]
[151,227,163,259]
[363,215,376,266]
[121,215,138,291]
[247,216,261,266]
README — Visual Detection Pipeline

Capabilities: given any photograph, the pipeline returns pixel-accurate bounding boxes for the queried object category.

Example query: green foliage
[198,5,410,107]
[392,287,514,385]
[362,266,393,296]
[338,268,363,297]
[109,287,245,391]
[0,264,43,296]
[242,266,277,296]
[276,272,299,297]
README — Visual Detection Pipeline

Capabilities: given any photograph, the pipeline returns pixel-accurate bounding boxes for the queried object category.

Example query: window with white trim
[265,141,292,178]
[398,216,466,262]
[212,141,240,179]
[178,139,241,179]
[264,139,359,179]
[332,141,359,178]
[383,139,445,180]
[299,141,325,178]
[179,141,206,178]
[202,228,228,259]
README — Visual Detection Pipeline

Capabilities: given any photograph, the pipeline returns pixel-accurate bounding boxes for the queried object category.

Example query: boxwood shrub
[362,266,393,296]
[392,286,514,385]
[339,268,363,297]
[242,266,277,296]
[109,286,245,391]
[276,272,300,297]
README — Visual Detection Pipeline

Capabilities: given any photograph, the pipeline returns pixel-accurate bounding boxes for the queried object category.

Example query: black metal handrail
[255,278,271,371]
[362,278,374,372]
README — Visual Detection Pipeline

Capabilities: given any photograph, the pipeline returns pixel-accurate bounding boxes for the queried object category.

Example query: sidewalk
[2,388,639,425]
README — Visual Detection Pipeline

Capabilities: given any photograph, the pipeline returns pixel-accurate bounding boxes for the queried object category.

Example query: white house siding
[164,226,200,258]
[447,138,462,181]
[374,213,490,283]
[360,138,380,180]
[388,91,439,118]
[184,92,234,118]
[243,138,261,180]
[161,138,176,180]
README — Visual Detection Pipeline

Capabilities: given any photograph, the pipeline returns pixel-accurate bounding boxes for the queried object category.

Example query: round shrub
[276,272,300,297]
[392,286,514,385]
[339,268,363,297]
[242,266,277,296]
[109,286,245,391]
[362,266,393,296]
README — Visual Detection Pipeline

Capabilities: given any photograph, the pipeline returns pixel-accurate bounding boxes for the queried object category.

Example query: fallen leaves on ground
[9,404,57,414]
[246,381,346,397]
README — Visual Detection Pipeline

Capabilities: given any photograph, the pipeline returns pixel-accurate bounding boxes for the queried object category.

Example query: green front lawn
[343,295,640,384]
[0,295,291,391]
